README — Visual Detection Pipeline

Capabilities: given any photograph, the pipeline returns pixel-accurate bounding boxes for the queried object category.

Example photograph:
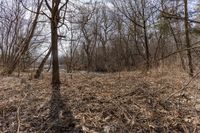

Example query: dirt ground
[0,69,200,132]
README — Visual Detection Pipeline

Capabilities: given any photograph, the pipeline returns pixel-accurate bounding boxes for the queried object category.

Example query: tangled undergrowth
[0,69,200,132]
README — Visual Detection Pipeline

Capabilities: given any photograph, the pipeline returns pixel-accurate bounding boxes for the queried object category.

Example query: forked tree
[44,0,77,131]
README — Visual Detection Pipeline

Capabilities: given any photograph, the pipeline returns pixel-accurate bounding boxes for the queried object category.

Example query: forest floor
[0,68,200,132]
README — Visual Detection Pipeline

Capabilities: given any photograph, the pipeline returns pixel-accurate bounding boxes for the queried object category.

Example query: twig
[165,71,200,101]
[193,84,199,133]
[16,90,28,133]
[17,106,20,133]
[77,71,93,79]
[43,124,53,133]
[157,43,200,61]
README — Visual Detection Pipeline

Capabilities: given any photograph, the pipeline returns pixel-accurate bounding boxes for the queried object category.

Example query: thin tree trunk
[143,15,150,70]
[184,0,194,76]
[87,54,92,72]
[169,22,186,70]
[34,47,51,79]
[47,56,52,72]
[142,0,150,71]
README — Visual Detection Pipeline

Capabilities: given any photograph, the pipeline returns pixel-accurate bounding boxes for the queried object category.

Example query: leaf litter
[0,70,200,132]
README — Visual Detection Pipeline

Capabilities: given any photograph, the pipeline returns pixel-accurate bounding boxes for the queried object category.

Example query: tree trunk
[184,0,194,76]
[34,47,51,79]
[102,43,107,71]
[45,1,78,132]
[87,54,92,72]
[169,22,186,70]
[50,1,61,121]
[143,14,150,71]
[142,0,150,71]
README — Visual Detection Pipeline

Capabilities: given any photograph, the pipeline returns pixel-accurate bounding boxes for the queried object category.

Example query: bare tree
[44,0,77,131]
[78,3,97,72]
[112,0,157,70]
[97,3,114,71]
[1,0,43,75]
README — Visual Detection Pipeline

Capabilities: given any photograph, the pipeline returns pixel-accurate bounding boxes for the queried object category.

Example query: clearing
[0,69,200,132]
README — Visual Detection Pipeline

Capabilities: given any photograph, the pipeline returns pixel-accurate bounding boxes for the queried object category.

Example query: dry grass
[0,68,200,132]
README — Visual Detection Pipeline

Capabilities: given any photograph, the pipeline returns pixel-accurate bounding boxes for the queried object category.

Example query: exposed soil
[0,69,200,132]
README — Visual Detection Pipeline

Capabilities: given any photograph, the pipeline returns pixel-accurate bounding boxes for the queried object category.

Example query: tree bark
[50,0,61,121]
[44,0,78,132]
[184,0,194,76]
[142,0,150,71]
[34,47,52,79]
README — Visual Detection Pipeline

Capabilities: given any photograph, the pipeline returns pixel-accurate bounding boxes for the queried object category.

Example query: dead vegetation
[0,69,200,132]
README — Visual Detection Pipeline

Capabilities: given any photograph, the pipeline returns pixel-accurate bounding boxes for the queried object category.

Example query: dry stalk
[192,83,200,133]
[17,106,20,133]
[165,70,200,101]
